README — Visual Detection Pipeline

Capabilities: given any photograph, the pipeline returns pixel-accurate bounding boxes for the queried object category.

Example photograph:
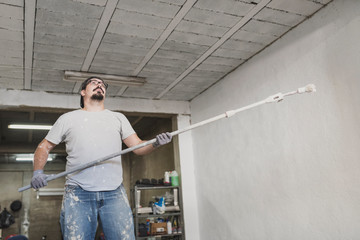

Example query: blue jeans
[60,184,135,240]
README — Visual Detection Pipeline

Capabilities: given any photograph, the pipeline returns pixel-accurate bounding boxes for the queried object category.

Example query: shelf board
[137,233,183,239]
[134,212,182,218]
[134,185,180,190]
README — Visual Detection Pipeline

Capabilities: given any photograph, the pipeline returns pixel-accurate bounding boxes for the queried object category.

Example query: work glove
[153,132,172,148]
[31,170,48,189]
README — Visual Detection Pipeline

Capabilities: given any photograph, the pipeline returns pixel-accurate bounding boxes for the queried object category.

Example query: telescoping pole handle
[18,84,316,192]
[18,139,157,192]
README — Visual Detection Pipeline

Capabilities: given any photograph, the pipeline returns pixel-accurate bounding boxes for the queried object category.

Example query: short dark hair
[80,76,107,108]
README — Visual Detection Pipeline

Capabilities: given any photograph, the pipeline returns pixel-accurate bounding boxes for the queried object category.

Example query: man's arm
[31,139,57,189]
[34,139,57,170]
[123,132,172,155]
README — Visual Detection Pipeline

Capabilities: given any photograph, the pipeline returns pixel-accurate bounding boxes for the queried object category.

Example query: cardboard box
[150,222,167,235]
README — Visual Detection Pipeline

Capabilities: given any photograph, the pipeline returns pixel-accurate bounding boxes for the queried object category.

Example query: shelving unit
[133,185,184,240]
[136,233,183,240]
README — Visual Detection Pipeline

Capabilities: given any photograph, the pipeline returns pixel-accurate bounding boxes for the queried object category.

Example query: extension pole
[18,84,316,192]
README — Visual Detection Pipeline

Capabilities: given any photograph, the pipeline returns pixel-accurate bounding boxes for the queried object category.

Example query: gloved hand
[31,170,48,189]
[153,132,172,148]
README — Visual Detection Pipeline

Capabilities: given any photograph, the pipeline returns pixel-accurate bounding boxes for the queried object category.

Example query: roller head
[298,84,316,94]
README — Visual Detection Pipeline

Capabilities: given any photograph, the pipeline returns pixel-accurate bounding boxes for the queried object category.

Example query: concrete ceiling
[0,0,333,162]
[0,0,333,101]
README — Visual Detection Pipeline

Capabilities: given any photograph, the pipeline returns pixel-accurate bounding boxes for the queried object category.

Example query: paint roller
[18,84,316,192]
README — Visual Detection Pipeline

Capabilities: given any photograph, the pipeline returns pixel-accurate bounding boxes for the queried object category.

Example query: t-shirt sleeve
[45,115,67,144]
[119,113,136,140]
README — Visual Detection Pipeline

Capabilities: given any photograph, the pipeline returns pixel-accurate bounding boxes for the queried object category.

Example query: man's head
[80,77,108,108]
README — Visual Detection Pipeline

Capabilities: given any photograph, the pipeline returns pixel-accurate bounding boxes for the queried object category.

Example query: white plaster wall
[190,0,360,239]
[176,114,200,239]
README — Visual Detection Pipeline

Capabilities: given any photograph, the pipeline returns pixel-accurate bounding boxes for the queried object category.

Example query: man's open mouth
[94,86,104,93]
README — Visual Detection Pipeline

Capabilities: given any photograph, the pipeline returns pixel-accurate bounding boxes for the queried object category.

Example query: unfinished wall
[0,171,23,238]
[190,0,360,239]
[0,164,65,239]
[28,169,65,240]
[126,118,175,208]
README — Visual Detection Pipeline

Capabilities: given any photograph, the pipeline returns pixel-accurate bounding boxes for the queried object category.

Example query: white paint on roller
[302,84,316,93]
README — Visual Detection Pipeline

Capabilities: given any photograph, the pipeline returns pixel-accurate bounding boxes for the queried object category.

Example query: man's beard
[91,93,104,101]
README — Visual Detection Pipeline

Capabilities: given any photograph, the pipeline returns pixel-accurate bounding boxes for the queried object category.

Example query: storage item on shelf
[133,185,184,240]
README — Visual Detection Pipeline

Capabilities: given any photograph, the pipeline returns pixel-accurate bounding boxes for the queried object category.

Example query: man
[30,77,172,240]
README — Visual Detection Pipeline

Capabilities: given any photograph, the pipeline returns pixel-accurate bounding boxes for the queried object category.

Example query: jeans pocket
[64,185,78,194]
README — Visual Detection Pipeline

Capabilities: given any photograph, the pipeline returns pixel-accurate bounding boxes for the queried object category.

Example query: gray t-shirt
[45,109,135,191]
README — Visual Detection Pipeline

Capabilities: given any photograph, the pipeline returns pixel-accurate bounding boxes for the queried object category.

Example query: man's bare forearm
[33,139,56,170]
[133,140,156,155]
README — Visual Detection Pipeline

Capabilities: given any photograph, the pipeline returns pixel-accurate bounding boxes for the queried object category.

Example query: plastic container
[172,216,178,234]
[164,171,170,185]
[170,171,179,186]
[167,220,172,234]
[146,219,150,235]
[173,188,178,206]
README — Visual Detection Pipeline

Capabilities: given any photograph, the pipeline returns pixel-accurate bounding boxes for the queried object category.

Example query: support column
[174,114,200,239]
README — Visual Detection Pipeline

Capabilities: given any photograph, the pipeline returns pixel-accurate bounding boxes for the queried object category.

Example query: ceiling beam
[132,0,197,76]
[116,0,198,96]
[0,89,191,115]
[156,0,272,99]
[72,0,119,93]
[24,0,36,89]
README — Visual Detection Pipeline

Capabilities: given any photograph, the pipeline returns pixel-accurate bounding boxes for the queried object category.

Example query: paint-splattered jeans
[60,184,135,240]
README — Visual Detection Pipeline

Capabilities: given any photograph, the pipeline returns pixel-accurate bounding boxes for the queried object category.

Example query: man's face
[82,78,107,102]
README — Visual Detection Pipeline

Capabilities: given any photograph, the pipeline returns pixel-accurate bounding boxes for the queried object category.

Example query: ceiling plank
[81,0,119,71]
[116,0,198,96]
[24,0,36,89]
[155,0,271,99]
[72,0,119,93]
[116,86,127,95]
[132,0,197,76]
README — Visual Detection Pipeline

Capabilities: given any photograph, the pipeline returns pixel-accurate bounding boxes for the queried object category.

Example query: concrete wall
[0,164,65,239]
[28,169,65,240]
[190,0,360,239]
[0,171,25,238]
